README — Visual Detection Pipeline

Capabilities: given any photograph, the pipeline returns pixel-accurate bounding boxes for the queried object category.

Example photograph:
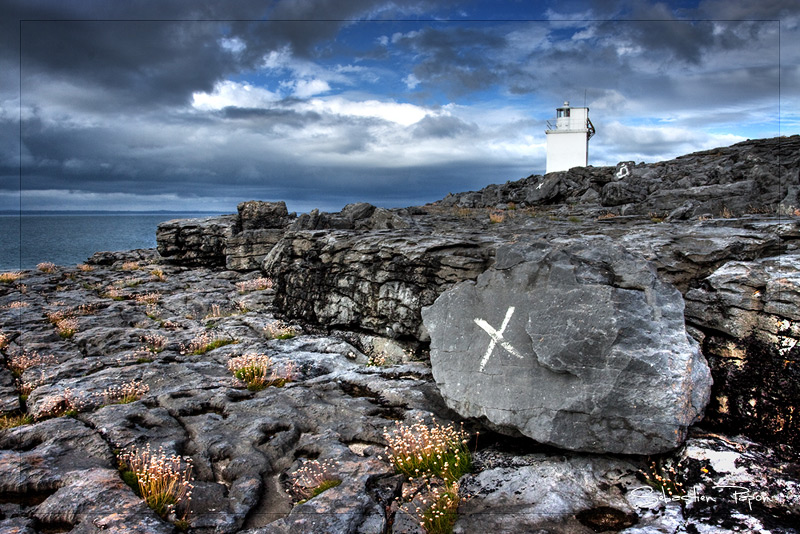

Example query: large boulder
[421,239,712,454]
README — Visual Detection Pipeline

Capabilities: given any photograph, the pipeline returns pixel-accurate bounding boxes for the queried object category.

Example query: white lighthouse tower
[545,101,595,174]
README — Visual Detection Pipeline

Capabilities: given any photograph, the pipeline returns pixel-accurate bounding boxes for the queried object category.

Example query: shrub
[290,458,342,504]
[76,263,94,272]
[56,317,79,338]
[134,292,161,305]
[0,271,24,283]
[118,444,193,521]
[37,262,56,273]
[383,417,472,483]
[7,351,56,377]
[99,380,150,404]
[0,412,33,429]
[150,268,167,282]
[0,331,9,351]
[121,261,140,271]
[180,332,237,355]
[4,301,29,309]
[227,353,296,390]
[236,277,273,293]
[264,321,299,340]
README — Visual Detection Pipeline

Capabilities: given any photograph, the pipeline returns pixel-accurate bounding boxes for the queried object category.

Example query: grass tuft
[383,417,472,483]
[227,353,297,390]
[290,458,341,504]
[0,412,33,429]
[118,444,193,522]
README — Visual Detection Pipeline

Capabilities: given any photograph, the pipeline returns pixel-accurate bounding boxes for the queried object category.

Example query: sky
[1,0,797,214]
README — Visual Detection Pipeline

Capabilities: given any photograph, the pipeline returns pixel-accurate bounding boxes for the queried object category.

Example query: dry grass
[150,268,167,282]
[180,332,237,355]
[119,444,193,521]
[100,379,150,404]
[56,317,79,338]
[7,351,57,377]
[0,413,33,429]
[227,352,297,390]
[37,262,57,273]
[4,301,30,309]
[76,263,94,272]
[0,331,9,351]
[290,458,342,504]
[236,277,274,293]
[134,292,161,305]
[488,211,505,224]
[121,261,140,271]
[263,321,299,340]
[0,271,24,283]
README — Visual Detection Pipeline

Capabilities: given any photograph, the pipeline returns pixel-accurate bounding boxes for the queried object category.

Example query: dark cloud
[6,0,457,109]
[0,0,793,214]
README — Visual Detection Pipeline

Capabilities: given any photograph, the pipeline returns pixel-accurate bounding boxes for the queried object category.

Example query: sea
[0,211,225,271]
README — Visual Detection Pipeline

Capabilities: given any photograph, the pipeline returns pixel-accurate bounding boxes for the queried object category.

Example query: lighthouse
[545,101,595,174]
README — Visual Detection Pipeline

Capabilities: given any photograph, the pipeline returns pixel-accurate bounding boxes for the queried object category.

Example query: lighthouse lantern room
[545,101,595,174]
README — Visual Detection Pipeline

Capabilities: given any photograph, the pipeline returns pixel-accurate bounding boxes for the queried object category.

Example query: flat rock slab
[422,239,712,454]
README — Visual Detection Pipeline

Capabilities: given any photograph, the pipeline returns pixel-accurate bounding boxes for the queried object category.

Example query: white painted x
[474,306,524,372]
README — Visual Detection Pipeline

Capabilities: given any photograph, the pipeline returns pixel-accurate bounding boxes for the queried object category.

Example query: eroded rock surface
[263,230,497,342]
[3,136,800,533]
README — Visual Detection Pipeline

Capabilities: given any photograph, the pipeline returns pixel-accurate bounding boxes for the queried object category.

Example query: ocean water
[0,212,223,271]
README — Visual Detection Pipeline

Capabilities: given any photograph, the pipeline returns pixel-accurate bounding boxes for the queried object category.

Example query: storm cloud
[1,0,797,213]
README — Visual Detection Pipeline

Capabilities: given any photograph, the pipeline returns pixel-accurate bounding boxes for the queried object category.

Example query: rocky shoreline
[2,135,799,533]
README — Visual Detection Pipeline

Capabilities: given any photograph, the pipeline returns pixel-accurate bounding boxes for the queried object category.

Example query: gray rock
[422,239,712,454]
[456,431,799,534]
[156,214,237,267]
[442,135,799,217]
[684,253,800,445]
[238,201,292,231]
[226,229,286,271]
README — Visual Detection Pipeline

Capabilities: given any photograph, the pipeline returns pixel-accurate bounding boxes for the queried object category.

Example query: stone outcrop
[263,230,497,342]
[4,136,800,532]
[156,201,295,269]
[439,135,800,218]
[225,201,296,271]
[156,214,238,267]
[2,253,798,533]
[684,252,800,446]
[422,239,712,454]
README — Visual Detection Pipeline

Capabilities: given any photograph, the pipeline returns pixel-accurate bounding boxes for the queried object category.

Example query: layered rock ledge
[1,135,798,533]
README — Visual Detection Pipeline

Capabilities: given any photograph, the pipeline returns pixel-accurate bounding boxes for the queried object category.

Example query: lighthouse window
[557,109,570,118]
